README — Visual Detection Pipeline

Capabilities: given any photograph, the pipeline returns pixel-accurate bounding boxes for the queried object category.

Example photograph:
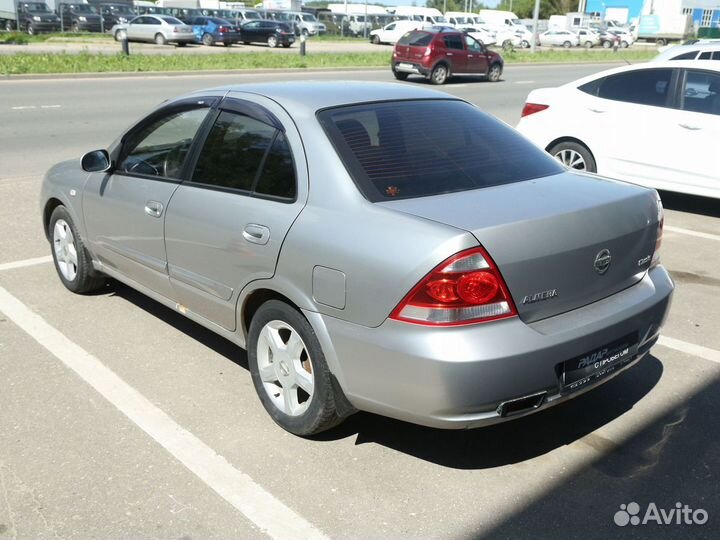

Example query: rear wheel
[584,40,593,48]
[563,40,572,48]
[155,32,166,45]
[392,64,408,80]
[621,40,629,48]
[202,32,214,46]
[656,38,666,46]
[429,63,448,85]
[248,300,348,436]
[267,35,277,48]
[520,39,529,48]
[487,62,502,82]
[48,206,105,294]
[371,34,380,44]
[602,39,611,49]
[548,141,596,173]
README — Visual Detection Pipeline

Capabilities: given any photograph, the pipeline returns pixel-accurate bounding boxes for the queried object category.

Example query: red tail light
[521,103,549,117]
[219,26,229,33]
[651,195,664,267]
[390,247,517,326]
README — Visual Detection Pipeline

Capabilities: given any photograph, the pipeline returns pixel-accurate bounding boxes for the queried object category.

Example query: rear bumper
[307,265,674,429]
[166,31,196,43]
[393,61,431,77]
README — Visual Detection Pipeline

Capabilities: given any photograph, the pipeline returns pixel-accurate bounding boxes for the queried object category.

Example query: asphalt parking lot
[1,65,719,540]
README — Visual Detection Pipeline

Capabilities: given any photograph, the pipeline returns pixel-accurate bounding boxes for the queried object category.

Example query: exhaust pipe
[496,391,547,418]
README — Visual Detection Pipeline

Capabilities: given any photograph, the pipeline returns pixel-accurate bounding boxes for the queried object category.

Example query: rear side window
[397,31,432,46]
[671,51,698,60]
[699,51,712,60]
[443,34,464,50]
[318,100,563,202]
[594,69,674,107]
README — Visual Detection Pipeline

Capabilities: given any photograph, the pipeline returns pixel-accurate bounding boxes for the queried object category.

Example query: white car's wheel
[114,29,127,41]
[548,141,597,173]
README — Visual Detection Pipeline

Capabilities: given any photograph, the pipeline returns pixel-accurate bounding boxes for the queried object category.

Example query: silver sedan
[40,83,673,436]
[112,15,195,46]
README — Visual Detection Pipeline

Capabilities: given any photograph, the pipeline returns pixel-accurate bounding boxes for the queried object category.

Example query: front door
[442,34,467,74]
[464,35,489,74]
[83,101,213,299]
[163,95,307,331]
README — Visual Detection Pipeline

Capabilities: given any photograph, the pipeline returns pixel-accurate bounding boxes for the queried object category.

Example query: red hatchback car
[392,28,504,85]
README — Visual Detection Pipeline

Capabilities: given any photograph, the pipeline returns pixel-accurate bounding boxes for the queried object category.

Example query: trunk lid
[378,172,659,323]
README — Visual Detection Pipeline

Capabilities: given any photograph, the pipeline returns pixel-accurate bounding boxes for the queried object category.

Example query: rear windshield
[397,31,433,46]
[318,100,563,202]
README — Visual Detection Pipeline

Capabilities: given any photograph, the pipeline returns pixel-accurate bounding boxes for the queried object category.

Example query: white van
[479,9,532,47]
[369,19,422,44]
[389,6,448,26]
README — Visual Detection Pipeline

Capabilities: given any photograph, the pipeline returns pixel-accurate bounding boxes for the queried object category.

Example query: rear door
[163,95,308,331]
[442,34,467,73]
[83,98,215,299]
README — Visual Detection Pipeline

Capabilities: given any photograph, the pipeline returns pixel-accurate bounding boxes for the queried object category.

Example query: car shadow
[467,373,720,540]
[313,355,663,469]
[409,76,496,85]
[103,280,662,471]
[658,190,720,218]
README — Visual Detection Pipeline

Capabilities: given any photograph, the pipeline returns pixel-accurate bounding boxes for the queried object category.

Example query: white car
[463,26,496,47]
[609,28,634,48]
[516,61,720,199]
[369,20,422,45]
[576,28,601,48]
[653,42,720,62]
[538,29,579,48]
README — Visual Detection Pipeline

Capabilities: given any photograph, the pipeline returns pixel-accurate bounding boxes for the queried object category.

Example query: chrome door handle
[242,224,270,245]
[446,52,453,56]
[679,123,701,131]
[144,200,163,218]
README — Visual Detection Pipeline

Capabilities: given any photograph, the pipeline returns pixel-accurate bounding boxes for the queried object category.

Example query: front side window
[318,100,563,202]
[465,35,483,51]
[681,70,720,115]
[592,69,674,107]
[443,35,464,50]
[119,107,209,178]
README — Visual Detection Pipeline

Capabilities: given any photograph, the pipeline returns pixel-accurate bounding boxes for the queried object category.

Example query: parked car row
[537,27,634,49]
[111,15,295,48]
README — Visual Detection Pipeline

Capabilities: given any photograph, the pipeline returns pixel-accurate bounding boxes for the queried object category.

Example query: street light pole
[530,0,540,53]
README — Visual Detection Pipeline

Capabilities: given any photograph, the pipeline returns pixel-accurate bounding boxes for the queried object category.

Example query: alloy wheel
[256,320,315,417]
[555,148,587,170]
[53,219,78,282]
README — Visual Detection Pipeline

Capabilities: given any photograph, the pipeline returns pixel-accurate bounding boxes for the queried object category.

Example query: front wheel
[602,40,612,49]
[487,62,502,82]
[502,39,514,52]
[202,33,214,46]
[114,29,127,41]
[584,40,593,49]
[371,34,380,44]
[520,39,529,48]
[621,40,629,48]
[563,40,572,48]
[267,35,277,48]
[48,206,105,294]
[547,141,597,173]
[155,33,167,45]
[429,63,448,85]
[26,23,35,35]
[248,300,348,436]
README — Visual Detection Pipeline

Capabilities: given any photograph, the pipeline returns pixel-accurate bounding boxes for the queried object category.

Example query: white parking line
[0,285,329,540]
[0,256,53,272]
[658,336,720,365]
[665,226,720,242]
[9,105,61,110]
[514,80,537,84]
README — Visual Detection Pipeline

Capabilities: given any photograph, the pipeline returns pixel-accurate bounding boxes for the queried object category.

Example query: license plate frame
[560,332,639,394]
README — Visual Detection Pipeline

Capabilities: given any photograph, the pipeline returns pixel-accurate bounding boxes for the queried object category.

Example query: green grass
[0,47,657,76]
[0,32,31,44]
[0,30,114,43]
[0,51,392,75]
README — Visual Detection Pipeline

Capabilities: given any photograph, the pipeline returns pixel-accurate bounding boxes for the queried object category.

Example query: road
[1,65,719,540]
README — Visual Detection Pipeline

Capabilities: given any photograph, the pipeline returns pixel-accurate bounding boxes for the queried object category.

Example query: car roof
[192,81,456,112]
[563,60,720,88]
[653,42,720,61]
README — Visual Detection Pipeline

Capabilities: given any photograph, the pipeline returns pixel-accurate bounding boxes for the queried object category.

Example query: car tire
[247,300,348,436]
[202,32,214,46]
[502,39,514,52]
[487,62,502,82]
[155,33,166,45]
[26,22,35,35]
[371,34,380,44]
[547,141,597,173]
[267,35,277,48]
[301,28,309,37]
[602,40,611,49]
[656,38,666,46]
[48,206,106,294]
[430,63,448,85]
[114,29,127,41]
[584,40,593,48]
[392,67,408,81]
[176,42,186,47]
[6,20,16,31]
[520,39,529,48]
[621,40,629,48]
[563,40,571,48]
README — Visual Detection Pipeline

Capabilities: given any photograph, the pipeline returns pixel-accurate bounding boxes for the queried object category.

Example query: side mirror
[81,149,112,173]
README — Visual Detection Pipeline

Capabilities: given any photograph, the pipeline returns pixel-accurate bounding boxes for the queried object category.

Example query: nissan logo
[594,249,612,275]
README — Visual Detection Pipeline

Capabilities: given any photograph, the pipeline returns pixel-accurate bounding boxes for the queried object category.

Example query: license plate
[561,333,638,394]
[398,62,414,70]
